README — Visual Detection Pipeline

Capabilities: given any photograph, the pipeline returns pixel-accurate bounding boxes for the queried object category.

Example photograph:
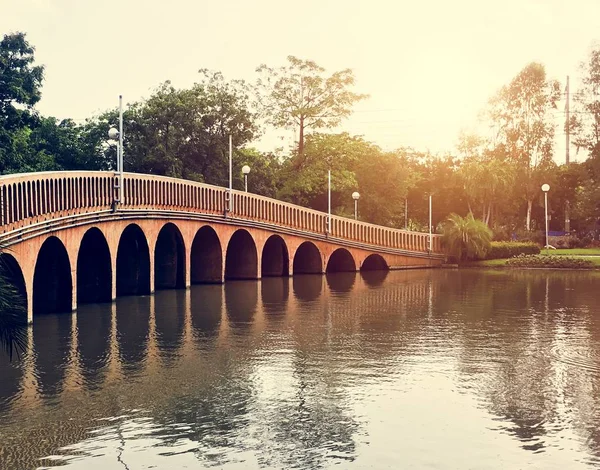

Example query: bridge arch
[116,224,151,296]
[360,254,389,271]
[261,235,289,277]
[293,241,322,274]
[33,236,72,315]
[77,227,112,304]
[191,226,223,283]
[154,223,185,290]
[225,229,258,280]
[0,253,27,322]
[326,248,357,273]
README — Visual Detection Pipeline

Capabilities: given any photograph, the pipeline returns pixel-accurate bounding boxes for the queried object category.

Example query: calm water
[1,269,600,469]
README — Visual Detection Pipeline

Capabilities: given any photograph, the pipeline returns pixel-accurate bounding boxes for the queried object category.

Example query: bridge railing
[0,171,442,253]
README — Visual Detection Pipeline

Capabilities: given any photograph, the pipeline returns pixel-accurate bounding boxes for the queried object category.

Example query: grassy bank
[540,248,600,256]
[465,256,600,268]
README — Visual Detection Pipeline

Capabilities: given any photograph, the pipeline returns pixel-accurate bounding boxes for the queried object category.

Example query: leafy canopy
[256,56,367,154]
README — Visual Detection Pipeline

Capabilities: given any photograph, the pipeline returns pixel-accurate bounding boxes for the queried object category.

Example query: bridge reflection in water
[1,270,600,469]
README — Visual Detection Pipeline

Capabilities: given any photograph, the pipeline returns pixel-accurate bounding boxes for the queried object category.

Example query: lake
[1,269,600,469]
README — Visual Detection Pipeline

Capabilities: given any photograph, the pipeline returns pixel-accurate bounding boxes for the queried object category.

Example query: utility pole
[565,76,571,233]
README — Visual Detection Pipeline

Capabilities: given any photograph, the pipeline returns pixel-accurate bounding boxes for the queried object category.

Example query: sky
[3,0,600,160]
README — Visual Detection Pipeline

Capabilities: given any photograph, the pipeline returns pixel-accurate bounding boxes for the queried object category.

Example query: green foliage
[0,32,44,112]
[0,32,45,173]
[506,254,594,269]
[89,72,260,185]
[442,213,493,261]
[487,62,560,230]
[255,56,367,155]
[235,147,282,197]
[513,229,546,245]
[276,133,418,226]
[277,132,362,210]
[485,241,540,259]
[0,252,27,361]
[406,153,466,231]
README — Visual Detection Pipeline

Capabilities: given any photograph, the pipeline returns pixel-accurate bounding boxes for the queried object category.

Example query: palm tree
[442,213,493,262]
[0,249,27,361]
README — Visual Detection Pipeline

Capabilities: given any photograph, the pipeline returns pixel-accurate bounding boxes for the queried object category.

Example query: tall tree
[459,152,516,226]
[89,71,260,185]
[572,47,600,157]
[0,32,45,173]
[0,32,43,113]
[277,132,363,211]
[487,63,560,230]
[255,56,367,155]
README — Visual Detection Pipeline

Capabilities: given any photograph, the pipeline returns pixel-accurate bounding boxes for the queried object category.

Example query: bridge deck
[0,171,442,254]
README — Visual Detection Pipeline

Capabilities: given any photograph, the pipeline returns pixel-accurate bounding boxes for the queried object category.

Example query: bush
[485,241,540,259]
[506,254,594,269]
[568,237,585,249]
[442,213,492,262]
[514,229,545,245]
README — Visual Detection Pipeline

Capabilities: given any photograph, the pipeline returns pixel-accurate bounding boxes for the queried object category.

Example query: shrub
[514,229,545,245]
[442,213,492,262]
[485,241,540,259]
[568,237,585,249]
[556,239,566,248]
[506,254,594,269]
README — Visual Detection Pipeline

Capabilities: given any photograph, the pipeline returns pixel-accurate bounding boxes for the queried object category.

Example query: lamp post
[352,191,360,220]
[327,169,331,234]
[429,194,433,253]
[542,183,550,253]
[242,165,251,192]
[108,95,124,208]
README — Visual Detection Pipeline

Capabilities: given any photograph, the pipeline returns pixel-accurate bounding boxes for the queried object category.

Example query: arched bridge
[0,171,444,323]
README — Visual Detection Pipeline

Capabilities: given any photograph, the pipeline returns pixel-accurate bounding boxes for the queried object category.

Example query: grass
[465,256,600,267]
[541,248,600,256]
[468,259,509,267]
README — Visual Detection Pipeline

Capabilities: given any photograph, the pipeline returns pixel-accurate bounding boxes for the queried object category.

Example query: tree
[487,63,560,231]
[88,71,260,185]
[0,32,43,113]
[277,132,363,211]
[407,153,467,231]
[0,32,45,173]
[442,213,492,262]
[354,149,417,226]
[256,56,367,155]
[234,147,283,198]
[459,153,516,226]
[0,250,27,361]
[572,47,600,158]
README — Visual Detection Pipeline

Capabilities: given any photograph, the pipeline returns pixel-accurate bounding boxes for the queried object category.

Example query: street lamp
[429,194,433,253]
[542,183,550,253]
[352,191,360,220]
[107,95,124,208]
[327,169,331,234]
[242,165,251,192]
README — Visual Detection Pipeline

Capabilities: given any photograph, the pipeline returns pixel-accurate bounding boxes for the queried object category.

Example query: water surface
[1,269,600,469]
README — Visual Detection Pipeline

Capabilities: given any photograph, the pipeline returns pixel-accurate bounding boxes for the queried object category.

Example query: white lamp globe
[108,127,119,140]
